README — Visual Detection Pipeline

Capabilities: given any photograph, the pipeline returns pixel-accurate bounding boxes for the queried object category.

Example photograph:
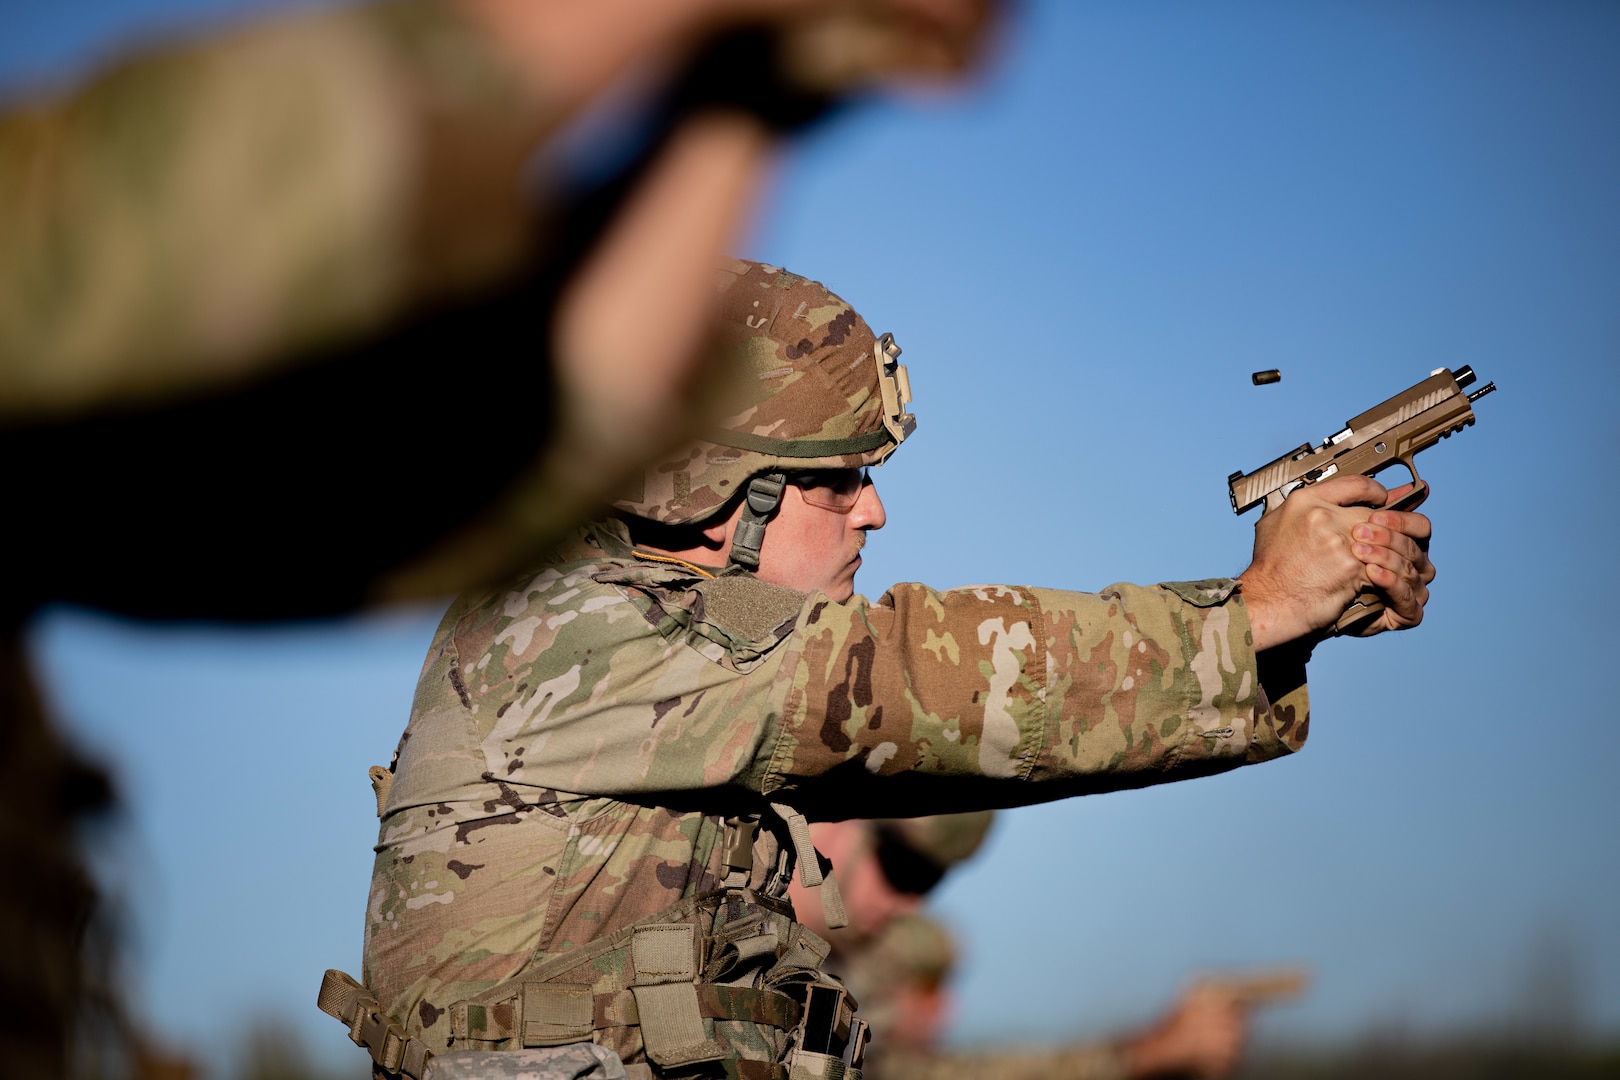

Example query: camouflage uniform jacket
[365,518,1309,1056]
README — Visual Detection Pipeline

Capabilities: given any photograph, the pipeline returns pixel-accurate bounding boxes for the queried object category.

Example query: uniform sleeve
[762,578,1308,815]
[0,0,550,419]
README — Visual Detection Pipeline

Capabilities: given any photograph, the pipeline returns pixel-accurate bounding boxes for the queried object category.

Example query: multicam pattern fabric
[364,518,1309,1063]
[612,258,913,526]
[424,1045,628,1080]
[0,0,545,421]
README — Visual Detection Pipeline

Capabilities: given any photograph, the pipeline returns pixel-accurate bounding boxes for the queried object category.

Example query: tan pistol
[1191,966,1312,1008]
[1228,365,1496,634]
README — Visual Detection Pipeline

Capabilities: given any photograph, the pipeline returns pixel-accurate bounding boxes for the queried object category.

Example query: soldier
[795,816,1285,1080]
[336,257,1434,1079]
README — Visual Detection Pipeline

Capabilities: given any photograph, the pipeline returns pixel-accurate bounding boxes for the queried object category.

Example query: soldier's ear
[701,516,732,548]
[704,487,754,552]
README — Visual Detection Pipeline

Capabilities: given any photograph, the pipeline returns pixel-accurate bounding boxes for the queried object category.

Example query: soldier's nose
[852,478,885,531]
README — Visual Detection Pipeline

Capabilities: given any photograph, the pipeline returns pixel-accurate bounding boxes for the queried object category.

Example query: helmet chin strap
[725,472,786,572]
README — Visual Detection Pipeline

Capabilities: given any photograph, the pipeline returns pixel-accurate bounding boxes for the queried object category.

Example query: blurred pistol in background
[1192,966,1312,1009]
[1228,365,1496,633]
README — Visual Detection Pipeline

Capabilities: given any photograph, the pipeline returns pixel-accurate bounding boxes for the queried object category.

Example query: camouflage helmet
[863,912,956,986]
[837,913,956,1045]
[612,258,914,546]
[877,811,995,870]
[863,811,995,899]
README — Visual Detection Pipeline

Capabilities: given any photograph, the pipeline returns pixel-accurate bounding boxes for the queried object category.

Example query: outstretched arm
[0,0,995,421]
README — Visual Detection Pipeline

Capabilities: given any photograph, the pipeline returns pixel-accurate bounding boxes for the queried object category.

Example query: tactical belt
[483,981,802,1047]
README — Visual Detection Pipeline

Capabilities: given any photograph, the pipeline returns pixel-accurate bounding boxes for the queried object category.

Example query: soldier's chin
[840,558,862,598]
[828,574,857,603]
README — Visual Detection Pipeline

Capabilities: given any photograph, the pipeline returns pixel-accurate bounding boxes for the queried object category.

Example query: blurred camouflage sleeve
[766,577,1307,811]
[0,0,552,419]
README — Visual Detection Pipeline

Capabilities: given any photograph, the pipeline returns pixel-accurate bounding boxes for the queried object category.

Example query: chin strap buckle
[727,472,786,572]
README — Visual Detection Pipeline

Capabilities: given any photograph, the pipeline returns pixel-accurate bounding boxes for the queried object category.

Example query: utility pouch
[784,982,865,1080]
[629,924,725,1068]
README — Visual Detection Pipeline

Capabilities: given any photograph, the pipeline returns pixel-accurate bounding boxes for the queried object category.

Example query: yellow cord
[631,550,716,579]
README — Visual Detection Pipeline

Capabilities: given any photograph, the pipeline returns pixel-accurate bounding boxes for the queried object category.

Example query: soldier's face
[751,472,886,600]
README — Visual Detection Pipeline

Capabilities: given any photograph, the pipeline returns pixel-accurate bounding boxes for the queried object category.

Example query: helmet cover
[613,258,914,525]
[877,811,995,870]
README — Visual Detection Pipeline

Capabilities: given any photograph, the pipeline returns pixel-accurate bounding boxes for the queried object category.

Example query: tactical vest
[322,811,867,1080]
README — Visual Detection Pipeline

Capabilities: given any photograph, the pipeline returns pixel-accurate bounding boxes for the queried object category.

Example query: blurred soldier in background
[0,3,999,1076]
[797,815,1305,1080]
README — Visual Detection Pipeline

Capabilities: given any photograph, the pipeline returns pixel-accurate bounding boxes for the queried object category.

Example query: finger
[1307,472,1390,510]
[1374,574,1429,632]
[1353,527,1433,582]
[1354,528,1437,595]
[1368,508,1432,549]
[1360,569,1424,633]
[1382,479,1429,512]
[1356,551,1428,628]
[1353,542,1413,589]
[1353,518,1429,568]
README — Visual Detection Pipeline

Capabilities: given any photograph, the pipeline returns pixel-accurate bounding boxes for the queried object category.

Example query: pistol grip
[1334,479,1430,635]
[1334,589,1385,635]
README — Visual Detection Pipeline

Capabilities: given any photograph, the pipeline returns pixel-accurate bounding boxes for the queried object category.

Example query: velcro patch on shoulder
[696,574,807,643]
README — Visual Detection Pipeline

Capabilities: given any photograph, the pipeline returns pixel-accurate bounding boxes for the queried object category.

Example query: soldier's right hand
[1122,983,1249,1079]
[1237,474,1435,652]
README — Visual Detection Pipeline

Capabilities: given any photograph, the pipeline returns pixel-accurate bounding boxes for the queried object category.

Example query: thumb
[1306,472,1389,509]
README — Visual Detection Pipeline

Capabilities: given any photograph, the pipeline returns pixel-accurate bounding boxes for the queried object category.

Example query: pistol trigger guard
[1385,478,1429,513]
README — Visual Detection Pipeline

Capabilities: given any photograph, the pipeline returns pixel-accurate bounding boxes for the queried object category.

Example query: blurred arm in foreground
[0,0,998,618]
[0,5,1000,1079]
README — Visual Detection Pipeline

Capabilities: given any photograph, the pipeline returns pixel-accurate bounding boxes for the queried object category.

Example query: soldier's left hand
[1342,480,1436,637]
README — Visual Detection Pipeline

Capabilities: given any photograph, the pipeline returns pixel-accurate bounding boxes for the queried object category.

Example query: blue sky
[10,1,1620,1075]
